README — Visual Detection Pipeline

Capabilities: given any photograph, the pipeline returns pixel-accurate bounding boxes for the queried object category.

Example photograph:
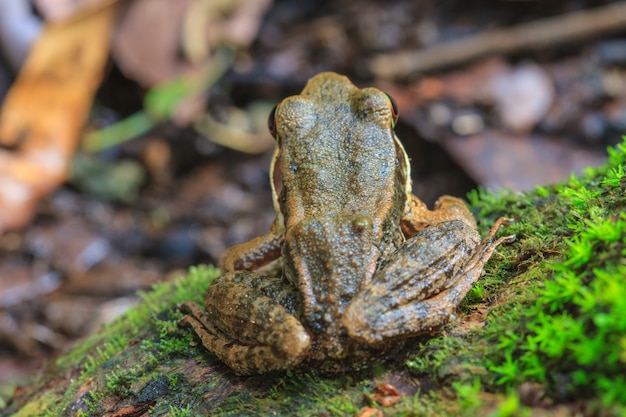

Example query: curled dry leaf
[373,382,402,407]
[363,381,403,410]
[193,102,276,154]
[112,0,194,87]
[182,0,273,64]
[0,4,117,233]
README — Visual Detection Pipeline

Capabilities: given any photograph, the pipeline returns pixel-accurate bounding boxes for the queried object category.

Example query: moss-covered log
[4,139,626,417]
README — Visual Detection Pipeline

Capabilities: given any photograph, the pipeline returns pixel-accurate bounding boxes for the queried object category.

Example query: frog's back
[273,73,408,351]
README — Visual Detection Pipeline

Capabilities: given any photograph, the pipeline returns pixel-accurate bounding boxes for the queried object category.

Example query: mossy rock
[4,139,626,417]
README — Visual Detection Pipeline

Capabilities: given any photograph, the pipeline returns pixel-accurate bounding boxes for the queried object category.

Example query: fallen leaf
[373,382,402,407]
[0,4,118,232]
[182,0,273,64]
[112,0,193,87]
[193,102,276,154]
[410,57,508,105]
[363,380,404,410]
[442,131,607,191]
[483,62,554,133]
[356,406,384,417]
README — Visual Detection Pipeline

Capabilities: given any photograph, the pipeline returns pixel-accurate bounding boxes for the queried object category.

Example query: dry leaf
[193,103,275,154]
[442,131,607,191]
[357,406,384,417]
[483,62,554,133]
[0,4,118,232]
[112,0,194,87]
[373,382,402,407]
[182,0,273,64]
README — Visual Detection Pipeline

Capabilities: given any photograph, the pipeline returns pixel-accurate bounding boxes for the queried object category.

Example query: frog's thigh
[344,221,513,345]
[180,272,311,375]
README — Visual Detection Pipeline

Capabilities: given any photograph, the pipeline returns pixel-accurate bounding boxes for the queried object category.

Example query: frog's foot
[179,273,311,375]
[344,218,515,345]
[401,195,477,236]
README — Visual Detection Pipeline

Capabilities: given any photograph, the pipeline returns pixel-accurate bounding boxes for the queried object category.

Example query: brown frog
[180,72,514,375]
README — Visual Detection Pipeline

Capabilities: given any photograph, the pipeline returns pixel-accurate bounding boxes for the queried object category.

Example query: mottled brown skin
[179,73,515,375]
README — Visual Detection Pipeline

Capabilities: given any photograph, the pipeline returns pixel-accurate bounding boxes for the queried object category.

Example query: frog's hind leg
[344,218,515,345]
[179,271,311,375]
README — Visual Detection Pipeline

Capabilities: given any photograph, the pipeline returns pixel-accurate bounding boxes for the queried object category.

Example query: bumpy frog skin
[180,72,515,375]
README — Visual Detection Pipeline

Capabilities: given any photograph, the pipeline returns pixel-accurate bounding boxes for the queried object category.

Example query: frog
[179,72,515,375]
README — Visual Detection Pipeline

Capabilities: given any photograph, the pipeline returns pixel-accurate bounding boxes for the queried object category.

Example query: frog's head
[267,72,411,232]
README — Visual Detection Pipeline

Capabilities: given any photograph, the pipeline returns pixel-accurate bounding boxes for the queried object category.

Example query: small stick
[370,1,626,79]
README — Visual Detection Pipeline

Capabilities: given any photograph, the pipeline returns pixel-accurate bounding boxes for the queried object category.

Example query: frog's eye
[384,93,399,125]
[268,104,278,138]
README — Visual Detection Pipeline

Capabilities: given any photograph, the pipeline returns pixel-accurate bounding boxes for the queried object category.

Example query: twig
[370,1,626,79]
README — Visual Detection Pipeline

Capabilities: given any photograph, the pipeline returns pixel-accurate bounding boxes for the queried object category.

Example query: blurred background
[0,0,624,404]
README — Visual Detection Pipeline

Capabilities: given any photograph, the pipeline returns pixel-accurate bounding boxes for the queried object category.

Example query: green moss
[217,372,364,416]
[491,214,626,402]
[11,392,57,417]
[22,265,220,416]
[482,138,626,408]
[74,267,216,413]
[167,403,193,417]
[406,336,466,378]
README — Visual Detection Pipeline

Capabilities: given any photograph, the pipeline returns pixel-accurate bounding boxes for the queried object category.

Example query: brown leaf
[357,406,384,417]
[0,4,118,232]
[112,0,272,86]
[182,0,273,64]
[373,382,402,407]
[483,62,554,133]
[193,104,275,154]
[112,0,194,87]
[442,131,607,191]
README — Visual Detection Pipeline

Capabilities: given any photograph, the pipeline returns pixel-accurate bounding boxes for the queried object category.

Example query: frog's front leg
[343,218,515,344]
[219,218,285,271]
[179,271,311,375]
